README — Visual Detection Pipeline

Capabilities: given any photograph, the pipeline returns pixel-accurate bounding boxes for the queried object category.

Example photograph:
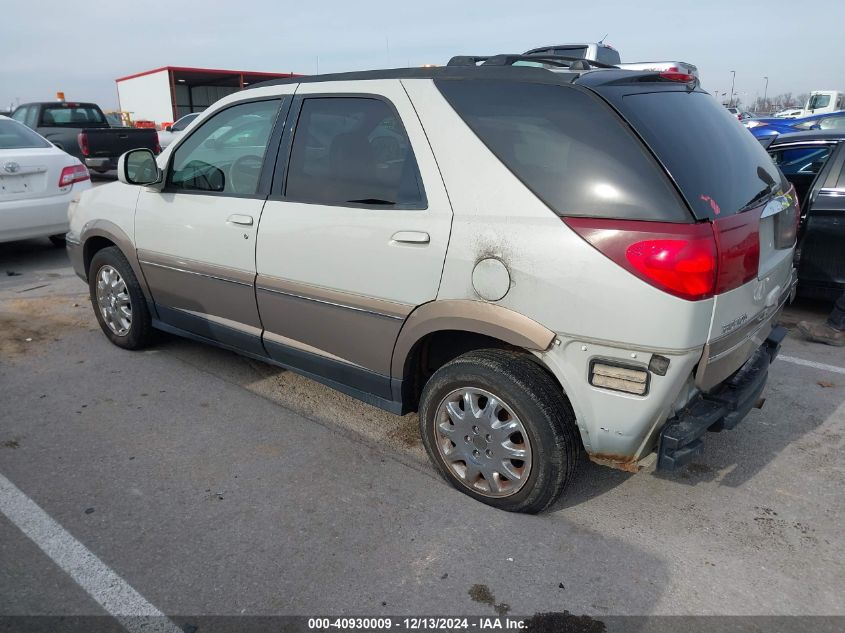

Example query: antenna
[598,33,608,44]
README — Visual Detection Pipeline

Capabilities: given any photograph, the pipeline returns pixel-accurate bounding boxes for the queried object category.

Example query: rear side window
[0,119,52,149]
[172,113,200,132]
[436,80,689,222]
[285,97,425,208]
[11,107,28,124]
[617,91,784,219]
[596,47,621,65]
[769,146,832,176]
[40,105,106,127]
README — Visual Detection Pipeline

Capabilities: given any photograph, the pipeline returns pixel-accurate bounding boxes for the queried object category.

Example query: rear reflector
[59,164,90,187]
[590,362,649,395]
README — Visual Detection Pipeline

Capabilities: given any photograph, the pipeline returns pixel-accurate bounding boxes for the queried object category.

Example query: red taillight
[564,214,762,301]
[627,238,717,299]
[712,212,760,294]
[59,164,90,187]
[659,67,696,83]
[77,132,89,156]
[564,218,717,300]
[153,135,162,154]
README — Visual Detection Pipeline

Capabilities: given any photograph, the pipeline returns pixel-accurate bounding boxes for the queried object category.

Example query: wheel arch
[81,221,152,303]
[392,300,559,411]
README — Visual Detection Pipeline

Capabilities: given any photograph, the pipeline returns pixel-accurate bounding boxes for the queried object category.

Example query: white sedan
[0,115,91,245]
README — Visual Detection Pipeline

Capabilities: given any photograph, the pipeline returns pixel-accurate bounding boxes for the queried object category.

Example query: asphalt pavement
[1,233,843,627]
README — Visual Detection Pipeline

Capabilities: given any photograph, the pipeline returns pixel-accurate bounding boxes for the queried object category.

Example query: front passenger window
[285,97,425,208]
[169,99,280,195]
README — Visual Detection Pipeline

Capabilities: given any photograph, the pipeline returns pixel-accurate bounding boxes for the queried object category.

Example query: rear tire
[88,247,153,350]
[419,349,581,513]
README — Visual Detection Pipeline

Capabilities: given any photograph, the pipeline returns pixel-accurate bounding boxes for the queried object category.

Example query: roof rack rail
[446,54,618,70]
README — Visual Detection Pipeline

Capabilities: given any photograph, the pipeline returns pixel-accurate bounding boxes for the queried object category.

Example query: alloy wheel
[434,387,532,497]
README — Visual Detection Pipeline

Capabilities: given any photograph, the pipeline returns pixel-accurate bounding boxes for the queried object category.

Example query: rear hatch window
[435,79,691,222]
[40,104,107,127]
[614,91,784,219]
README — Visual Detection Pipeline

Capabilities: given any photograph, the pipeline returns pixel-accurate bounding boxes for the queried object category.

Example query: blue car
[745,110,845,139]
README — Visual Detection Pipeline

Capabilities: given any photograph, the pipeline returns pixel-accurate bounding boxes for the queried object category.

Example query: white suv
[66,58,798,513]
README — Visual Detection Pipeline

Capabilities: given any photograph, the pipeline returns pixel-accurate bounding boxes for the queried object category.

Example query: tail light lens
[712,212,760,294]
[59,164,90,187]
[153,133,162,154]
[773,185,800,249]
[77,132,89,156]
[564,214,762,301]
[564,218,717,300]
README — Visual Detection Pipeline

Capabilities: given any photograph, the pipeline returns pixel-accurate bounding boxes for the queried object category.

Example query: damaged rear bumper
[657,325,787,471]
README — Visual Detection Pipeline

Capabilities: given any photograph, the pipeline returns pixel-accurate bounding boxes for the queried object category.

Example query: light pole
[729,70,736,108]
[763,76,769,112]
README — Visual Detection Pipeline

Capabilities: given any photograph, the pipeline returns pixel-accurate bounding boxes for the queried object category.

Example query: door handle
[227,214,254,226]
[391,231,430,244]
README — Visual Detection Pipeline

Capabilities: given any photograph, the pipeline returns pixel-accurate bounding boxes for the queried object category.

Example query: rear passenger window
[769,147,832,176]
[436,80,689,222]
[285,97,425,208]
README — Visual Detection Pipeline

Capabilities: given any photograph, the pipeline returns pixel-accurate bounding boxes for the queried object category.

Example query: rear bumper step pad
[657,326,787,472]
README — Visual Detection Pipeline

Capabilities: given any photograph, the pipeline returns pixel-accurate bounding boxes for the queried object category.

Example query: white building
[115,66,299,127]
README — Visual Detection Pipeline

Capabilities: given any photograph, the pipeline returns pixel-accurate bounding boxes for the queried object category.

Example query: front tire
[419,349,580,513]
[88,247,153,350]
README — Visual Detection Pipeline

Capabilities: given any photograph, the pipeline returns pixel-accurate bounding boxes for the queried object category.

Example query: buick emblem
[3,161,20,174]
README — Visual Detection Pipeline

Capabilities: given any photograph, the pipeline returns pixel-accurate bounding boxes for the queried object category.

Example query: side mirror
[164,125,173,132]
[118,149,162,187]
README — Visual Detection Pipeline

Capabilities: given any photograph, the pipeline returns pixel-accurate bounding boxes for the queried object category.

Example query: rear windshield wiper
[347,198,395,205]
[739,185,774,212]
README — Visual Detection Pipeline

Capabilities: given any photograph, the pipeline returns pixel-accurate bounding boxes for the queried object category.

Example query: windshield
[173,113,200,132]
[807,94,831,110]
[617,91,784,219]
[40,104,107,127]
[0,119,52,149]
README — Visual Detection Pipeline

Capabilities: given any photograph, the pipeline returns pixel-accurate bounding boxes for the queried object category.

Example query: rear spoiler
[616,61,699,79]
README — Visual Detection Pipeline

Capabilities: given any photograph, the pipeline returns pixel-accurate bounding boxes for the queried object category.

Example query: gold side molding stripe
[137,249,255,286]
[256,274,414,321]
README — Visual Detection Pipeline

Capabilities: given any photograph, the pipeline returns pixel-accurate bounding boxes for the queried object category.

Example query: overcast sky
[2,0,843,111]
